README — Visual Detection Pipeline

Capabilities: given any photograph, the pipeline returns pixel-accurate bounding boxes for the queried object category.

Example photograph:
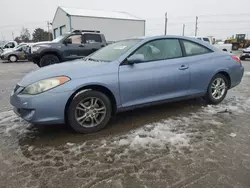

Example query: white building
[52,6,146,42]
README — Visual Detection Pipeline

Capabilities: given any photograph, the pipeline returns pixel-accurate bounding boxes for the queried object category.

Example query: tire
[232,44,239,51]
[67,90,112,133]
[39,54,60,67]
[240,56,245,61]
[32,59,40,66]
[8,55,18,62]
[205,74,228,105]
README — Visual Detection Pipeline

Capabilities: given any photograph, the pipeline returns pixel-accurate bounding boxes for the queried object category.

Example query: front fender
[49,75,121,107]
[40,48,63,60]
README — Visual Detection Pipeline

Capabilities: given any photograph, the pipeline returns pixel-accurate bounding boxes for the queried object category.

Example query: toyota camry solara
[10,35,244,133]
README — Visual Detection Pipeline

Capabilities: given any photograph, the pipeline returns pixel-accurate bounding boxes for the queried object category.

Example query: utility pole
[47,21,51,41]
[0,32,5,41]
[164,12,168,35]
[195,16,198,36]
[182,24,185,36]
[12,32,14,40]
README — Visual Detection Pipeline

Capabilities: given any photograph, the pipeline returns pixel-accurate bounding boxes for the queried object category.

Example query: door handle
[179,65,189,70]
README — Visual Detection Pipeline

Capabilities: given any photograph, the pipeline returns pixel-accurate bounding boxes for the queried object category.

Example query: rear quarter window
[182,40,212,56]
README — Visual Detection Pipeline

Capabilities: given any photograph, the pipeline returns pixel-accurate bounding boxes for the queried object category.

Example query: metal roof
[60,6,144,21]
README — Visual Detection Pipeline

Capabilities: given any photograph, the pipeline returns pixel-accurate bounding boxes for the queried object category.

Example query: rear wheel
[232,44,239,51]
[205,74,228,104]
[9,55,18,62]
[67,90,112,133]
[40,54,59,67]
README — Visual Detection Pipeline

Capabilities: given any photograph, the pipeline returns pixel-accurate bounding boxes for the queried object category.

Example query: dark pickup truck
[28,30,107,67]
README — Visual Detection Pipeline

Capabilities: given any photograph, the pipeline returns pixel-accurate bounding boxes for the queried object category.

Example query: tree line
[14,27,53,43]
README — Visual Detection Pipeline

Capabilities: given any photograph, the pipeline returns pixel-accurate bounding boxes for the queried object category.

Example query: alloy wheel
[75,97,107,128]
[211,77,226,100]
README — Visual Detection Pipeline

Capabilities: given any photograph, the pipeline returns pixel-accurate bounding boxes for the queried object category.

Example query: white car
[191,36,232,52]
[240,47,250,60]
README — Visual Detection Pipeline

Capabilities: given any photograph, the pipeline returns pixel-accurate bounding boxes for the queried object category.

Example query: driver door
[119,38,190,107]
[62,34,84,61]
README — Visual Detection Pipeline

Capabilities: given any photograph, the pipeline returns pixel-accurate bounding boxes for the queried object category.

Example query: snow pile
[116,120,190,149]
[114,95,249,150]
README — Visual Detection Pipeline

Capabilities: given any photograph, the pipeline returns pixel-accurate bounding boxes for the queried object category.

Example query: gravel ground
[0,54,250,188]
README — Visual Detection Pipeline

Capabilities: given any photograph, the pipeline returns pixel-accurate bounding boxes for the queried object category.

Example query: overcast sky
[1,0,250,40]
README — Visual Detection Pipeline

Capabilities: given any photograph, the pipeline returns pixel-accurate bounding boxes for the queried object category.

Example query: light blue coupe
[10,35,244,133]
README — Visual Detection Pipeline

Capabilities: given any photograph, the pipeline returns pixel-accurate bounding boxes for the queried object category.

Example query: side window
[84,34,102,44]
[133,39,183,62]
[182,40,211,56]
[67,35,82,44]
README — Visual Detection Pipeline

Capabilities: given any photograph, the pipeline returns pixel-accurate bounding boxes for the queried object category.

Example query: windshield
[88,39,141,62]
[15,44,25,49]
[52,34,68,43]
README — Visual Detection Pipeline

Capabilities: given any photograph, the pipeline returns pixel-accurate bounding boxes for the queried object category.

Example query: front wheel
[9,55,18,62]
[67,90,112,133]
[40,54,59,67]
[205,74,228,104]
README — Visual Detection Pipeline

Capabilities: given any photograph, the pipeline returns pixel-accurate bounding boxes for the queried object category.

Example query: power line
[199,13,250,17]
[199,20,250,24]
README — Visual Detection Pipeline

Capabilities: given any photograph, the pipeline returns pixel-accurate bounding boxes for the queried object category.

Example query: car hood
[1,49,15,55]
[18,59,116,86]
[33,41,51,45]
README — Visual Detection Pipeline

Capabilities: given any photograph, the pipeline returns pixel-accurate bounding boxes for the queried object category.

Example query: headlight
[32,46,41,52]
[22,76,71,95]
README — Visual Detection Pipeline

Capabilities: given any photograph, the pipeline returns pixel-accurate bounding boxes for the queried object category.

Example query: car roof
[126,35,218,51]
[129,35,205,41]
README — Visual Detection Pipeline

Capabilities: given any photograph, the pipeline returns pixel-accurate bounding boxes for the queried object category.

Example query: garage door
[60,25,66,35]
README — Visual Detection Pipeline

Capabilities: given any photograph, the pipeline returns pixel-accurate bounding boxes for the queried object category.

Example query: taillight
[232,55,241,64]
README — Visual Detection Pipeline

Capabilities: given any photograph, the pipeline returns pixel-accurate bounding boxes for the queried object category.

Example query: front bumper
[27,53,40,63]
[0,55,7,60]
[10,89,73,124]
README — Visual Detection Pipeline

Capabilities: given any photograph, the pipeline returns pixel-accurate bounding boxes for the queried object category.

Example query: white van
[191,36,232,52]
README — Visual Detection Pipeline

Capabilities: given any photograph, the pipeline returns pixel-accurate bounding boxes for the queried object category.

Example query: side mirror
[126,54,145,65]
[64,38,72,45]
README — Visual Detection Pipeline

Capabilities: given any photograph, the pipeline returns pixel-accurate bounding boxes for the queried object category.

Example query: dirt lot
[0,55,250,188]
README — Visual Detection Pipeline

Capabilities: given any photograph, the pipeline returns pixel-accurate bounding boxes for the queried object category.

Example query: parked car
[192,36,232,52]
[0,44,29,62]
[10,35,244,133]
[0,41,18,54]
[240,47,250,60]
[28,30,107,67]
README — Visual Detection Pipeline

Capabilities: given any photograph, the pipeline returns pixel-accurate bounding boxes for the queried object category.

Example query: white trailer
[52,6,146,42]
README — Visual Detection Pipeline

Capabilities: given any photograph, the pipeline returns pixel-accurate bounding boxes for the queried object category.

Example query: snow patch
[244,72,250,76]
[116,120,190,149]
[0,111,17,124]
[229,133,237,138]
